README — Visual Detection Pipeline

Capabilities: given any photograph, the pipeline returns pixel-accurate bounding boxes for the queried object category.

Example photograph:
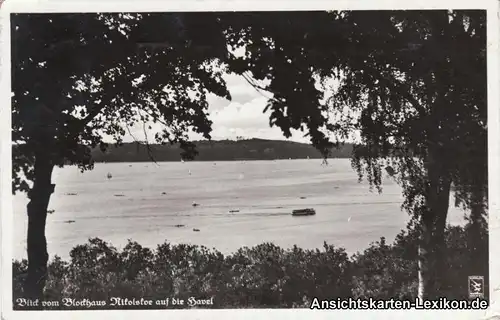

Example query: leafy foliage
[327,11,487,215]
[218,10,487,212]
[12,13,232,193]
[220,11,350,157]
[12,223,488,309]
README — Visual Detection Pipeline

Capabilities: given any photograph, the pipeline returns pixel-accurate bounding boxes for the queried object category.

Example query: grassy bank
[12,223,488,309]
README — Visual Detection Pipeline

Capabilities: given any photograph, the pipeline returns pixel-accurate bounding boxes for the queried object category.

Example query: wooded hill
[90,139,354,162]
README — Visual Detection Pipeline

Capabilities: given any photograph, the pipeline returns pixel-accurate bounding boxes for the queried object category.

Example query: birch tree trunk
[418,148,451,300]
[418,213,433,300]
[467,182,487,276]
[430,176,451,296]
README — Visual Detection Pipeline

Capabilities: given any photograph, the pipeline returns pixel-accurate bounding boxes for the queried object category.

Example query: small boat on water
[385,165,396,177]
[107,172,112,179]
[292,208,316,216]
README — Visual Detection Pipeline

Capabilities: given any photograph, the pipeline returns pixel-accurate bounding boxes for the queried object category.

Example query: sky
[125,73,312,144]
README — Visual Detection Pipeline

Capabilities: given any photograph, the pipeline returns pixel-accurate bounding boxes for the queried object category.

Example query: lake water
[12,159,467,260]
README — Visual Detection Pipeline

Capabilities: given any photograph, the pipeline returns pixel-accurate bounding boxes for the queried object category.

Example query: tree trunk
[418,148,451,300]
[467,184,487,276]
[430,176,451,296]
[24,154,55,301]
[418,212,433,300]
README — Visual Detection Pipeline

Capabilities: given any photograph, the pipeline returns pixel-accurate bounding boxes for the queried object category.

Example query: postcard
[1,0,499,319]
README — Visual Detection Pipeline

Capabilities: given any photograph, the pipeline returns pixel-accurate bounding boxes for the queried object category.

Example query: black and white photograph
[1,1,499,319]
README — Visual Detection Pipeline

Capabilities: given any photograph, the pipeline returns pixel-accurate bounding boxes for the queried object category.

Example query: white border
[1,1,499,320]
[485,2,500,318]
[1,0,498,12]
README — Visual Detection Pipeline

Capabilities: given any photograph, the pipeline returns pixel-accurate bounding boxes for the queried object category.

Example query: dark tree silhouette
[220,10,487,298]
[328,11,487,299]
[11,12,232,299]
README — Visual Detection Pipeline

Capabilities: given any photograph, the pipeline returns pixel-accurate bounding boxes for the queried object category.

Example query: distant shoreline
[90,139,354,163]
[92,157,348,164]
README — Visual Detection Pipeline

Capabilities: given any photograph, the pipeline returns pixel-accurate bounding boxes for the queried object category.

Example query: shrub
[12,222,488,309]
[350,223,489,301]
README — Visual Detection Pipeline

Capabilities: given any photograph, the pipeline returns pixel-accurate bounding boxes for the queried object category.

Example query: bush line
[12,223,488,309]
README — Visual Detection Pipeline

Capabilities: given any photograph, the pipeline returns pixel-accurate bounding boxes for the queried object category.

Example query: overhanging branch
[375,73,426,118]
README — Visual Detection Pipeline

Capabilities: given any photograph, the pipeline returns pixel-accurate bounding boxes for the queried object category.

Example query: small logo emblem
[468,276,484,299]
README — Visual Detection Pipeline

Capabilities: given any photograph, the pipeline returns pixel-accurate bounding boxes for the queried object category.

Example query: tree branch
[124,117,159,166]
[375,72,427,118]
